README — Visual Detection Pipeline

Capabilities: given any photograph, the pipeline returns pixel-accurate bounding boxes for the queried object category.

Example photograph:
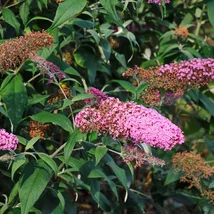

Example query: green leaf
[136,83,148,99]
[27,95,50,106]
[207,1,214,27]
[37,153,58,175]
[60,99,74,110]
[26,16,53,27]
[71,18,95,28]
[160,31,173,39]
[19,160,52,214]
[114,52,127,68]
[39,0,48,7]
[71,93,94,102]
[128,190,145,212]
[205,135,214,154]
[50,0,87,30]
[87,29,100,44]
[19,0,32,26]
[30,111,72,133]
[2,8,20,34]
[0,106,8,117]
[95,146,108,165]
[17,136,28,146]
[66,157,86,170]
[199,93,214,116]
[90,179,110,211]
[164,167,182,185]
[183,47,201,58]
[64,129,86,164]
[100,38,111,61]
[8,181,20,204]
[0,74,14,91]
[50,190,65,213]
[25,136,40,151]
[73,49,98,84]
[180,13,194,26]
[1,75,28,131]
[112,80,135,94]
[11,155,27,181]
[105,155,128,190]
[100,0,122,25]
[88,168,118,199]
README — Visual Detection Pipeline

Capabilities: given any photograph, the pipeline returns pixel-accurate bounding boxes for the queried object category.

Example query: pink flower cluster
[75,89,184,150]
[29,53,66,84]
[0,129,18,150]
[148,0,170,5]
[159,58,214,85]
[123,58,214,106]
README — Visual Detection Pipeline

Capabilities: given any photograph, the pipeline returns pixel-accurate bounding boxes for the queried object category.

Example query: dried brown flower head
[172,151,214,203]
[29,120,49,138]
[0,31,53,72]
[62,51,73,65]
[108,36,120,49]
[173,26,189,39]
[172,151,214,189]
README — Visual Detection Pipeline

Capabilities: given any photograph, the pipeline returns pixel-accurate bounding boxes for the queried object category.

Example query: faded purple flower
[0,129,18,150]
[75,90,185,150]
[85,87,108,106]
[148,0,170,5]
[122,144,165,168]
[29,53,66,83]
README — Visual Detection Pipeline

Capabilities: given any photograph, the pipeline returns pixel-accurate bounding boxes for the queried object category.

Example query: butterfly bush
[0,31,53,72]
[75,88,184,150]
[0,129,18,150]
[29,53,66,84]
[123,58,214,105]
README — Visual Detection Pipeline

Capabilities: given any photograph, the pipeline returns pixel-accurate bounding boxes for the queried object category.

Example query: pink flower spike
[75,94,185,150]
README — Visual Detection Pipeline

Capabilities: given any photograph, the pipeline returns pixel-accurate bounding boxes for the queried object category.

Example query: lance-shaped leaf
[49,0,87,30]
[19,160,52,214]
[1,74,27,131]
[30,111,72,133]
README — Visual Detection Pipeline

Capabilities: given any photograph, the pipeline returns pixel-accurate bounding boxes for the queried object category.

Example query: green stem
[24,73,41,86]
[195,4,206,37]
[5,0,25,9]
[108,148,121,156]
[57,81,75,129]
[14,61,25,75]
[116,184,151,199]
[50,143,66,158]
